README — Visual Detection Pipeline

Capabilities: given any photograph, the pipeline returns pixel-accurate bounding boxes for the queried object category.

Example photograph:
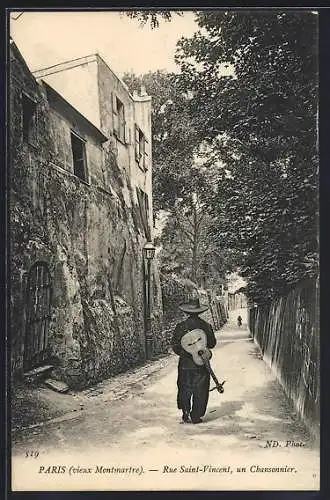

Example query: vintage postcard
[9,9,319,492]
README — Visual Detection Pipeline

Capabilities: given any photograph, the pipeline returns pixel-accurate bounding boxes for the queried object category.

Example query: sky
[9,10,198,77]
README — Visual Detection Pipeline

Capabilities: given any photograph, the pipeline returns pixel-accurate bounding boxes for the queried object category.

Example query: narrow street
[12,317,319,491]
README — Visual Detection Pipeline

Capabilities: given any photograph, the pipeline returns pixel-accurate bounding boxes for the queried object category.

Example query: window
[117,99,125,141]
[71,132,87,182]
[112,93,126,143]
[135,125,149,171]
[136,187,150,239]
[22,93,37,144]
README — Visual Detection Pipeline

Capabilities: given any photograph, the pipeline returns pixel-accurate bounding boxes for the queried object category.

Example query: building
[32,52,154,236]
[9,40,164,389]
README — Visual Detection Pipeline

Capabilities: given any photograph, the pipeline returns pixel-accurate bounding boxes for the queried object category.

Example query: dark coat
[171,314,217,370]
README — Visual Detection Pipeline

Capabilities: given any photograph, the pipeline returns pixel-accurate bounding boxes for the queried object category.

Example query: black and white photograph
[8,9,319,491]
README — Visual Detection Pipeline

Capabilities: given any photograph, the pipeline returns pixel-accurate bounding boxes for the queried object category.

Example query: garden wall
[249,278,320,439]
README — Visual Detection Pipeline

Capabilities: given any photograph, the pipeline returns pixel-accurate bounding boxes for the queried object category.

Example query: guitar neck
[203,358,222,389]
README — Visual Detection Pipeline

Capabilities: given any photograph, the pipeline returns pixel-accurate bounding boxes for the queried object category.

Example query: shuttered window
[136,187,151,240]
[22,93,38,145]
[112,93,126,143]
[135,125,149,171]
[117,100,125,141]
[124,123,130,144]
[144,137,149,171]
[135,125,140,162]
[71,132,87,182]
[112,93,118,136]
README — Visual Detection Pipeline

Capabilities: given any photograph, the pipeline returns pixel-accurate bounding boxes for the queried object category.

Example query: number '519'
[25,451,39,458]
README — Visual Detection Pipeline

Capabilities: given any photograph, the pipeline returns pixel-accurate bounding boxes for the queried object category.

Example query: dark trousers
[177,368,210,420]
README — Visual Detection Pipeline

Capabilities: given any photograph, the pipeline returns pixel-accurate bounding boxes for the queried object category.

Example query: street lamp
[143,242,156,360]
[143,242,156,261]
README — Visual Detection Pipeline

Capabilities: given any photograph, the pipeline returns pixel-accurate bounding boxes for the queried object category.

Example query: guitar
[181,329,226,394]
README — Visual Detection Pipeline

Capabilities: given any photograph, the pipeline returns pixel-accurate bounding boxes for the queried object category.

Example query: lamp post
[143,242,156,360]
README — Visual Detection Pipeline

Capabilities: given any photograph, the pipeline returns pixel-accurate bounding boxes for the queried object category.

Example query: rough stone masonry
[10,40,165,389]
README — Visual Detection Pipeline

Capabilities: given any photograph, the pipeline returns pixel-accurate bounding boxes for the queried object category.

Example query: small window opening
[117,98,125,142]
[22,94,37,144]
[71,132,87,182]
[139,129,145,164]
[112,94,126,142]
[136,187,150,239]
[135,125,148,171]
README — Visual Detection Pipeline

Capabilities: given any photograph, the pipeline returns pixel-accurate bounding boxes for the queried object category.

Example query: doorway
[23,262,52,371]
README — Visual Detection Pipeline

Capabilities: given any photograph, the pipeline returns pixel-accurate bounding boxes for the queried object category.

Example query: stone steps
[23,365,69,393]
[23,364,54,381]
[43,378,69,393]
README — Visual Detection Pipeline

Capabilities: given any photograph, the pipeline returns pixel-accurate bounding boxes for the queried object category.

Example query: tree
[175,11,318,302]
[125,10,182,29]
[158,193,240,288]
[124,69,242,288]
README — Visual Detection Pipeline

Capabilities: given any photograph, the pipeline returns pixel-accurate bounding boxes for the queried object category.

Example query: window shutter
[112,93,118,136]
[139,134,145,165]
[144,137,149,171]
[144,192,151,240]
[135,125,140,162]
[124,123,130,144]
[145,192,149,219]
[136,188,150,239]
[118,102,125,141]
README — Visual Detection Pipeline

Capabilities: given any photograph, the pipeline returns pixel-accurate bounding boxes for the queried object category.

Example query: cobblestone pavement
[11,319,319,491]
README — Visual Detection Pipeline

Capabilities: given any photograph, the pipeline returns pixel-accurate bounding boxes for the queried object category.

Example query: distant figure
[237,315,242,328]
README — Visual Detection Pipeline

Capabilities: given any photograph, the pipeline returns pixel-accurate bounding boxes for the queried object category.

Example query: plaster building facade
[10,41,164,389]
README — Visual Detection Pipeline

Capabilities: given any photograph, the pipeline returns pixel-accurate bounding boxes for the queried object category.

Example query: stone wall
[10,42,164,389]
[248,278,320,439]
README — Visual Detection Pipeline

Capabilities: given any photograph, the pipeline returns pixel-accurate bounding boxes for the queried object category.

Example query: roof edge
[41,80,108,143]
[32,54,98,79]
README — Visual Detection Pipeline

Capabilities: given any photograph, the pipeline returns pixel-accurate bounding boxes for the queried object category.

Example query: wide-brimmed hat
[179,297,209,315]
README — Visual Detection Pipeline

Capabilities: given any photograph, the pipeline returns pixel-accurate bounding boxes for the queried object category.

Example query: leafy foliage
[175,11,318,303]
[158,196,240,287]
[160,273,197,320]
[124,70,236,287]
[125,10,181,29]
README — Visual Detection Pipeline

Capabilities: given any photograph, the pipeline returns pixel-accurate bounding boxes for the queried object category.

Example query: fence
[249,278,319,438]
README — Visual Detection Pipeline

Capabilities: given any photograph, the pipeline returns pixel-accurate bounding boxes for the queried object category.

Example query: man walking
[171,297,217,424]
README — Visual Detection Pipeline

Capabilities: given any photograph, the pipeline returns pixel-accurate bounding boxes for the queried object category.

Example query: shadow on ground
[11,382,80,430]
[200,378,313,447]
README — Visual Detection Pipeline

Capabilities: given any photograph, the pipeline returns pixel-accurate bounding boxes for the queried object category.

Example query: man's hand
[198,349,212,359]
